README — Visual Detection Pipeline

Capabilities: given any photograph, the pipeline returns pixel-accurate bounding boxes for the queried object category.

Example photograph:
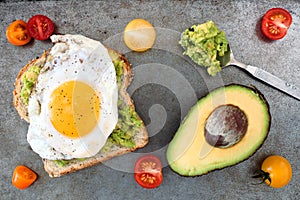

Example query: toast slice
[13,51,49,123]
[13,47,148,177]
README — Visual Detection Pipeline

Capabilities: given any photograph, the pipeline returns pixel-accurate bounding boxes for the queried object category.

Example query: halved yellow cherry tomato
[6,20,32,46]
[124,19,156,52]
[12,165,37,190]
[253,155,292,188]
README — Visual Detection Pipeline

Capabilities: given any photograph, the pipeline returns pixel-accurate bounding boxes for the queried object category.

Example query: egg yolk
[49,81,100,138]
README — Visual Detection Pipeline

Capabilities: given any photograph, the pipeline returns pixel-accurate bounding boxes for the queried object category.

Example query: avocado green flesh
[166,85,270,176]
[180,20,229,76]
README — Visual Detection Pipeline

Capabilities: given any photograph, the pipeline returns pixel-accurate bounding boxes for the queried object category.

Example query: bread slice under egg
[13,51,49,123]
[13,48,149,177]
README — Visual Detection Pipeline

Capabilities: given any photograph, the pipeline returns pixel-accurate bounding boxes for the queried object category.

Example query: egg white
[27,34,118,160]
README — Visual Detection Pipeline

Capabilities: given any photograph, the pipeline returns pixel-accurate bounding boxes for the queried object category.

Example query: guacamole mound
[180,20,229,76]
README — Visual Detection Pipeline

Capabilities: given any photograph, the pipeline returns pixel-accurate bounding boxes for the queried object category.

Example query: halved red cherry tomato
[27,15,55,40]
[134,155,163,189]
[261,8,292,40]
[12,165,37,190]
[6,20,32,46]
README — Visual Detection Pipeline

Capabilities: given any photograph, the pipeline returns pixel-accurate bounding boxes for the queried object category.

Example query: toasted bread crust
[13,51,49,123]
[13,48,148,177]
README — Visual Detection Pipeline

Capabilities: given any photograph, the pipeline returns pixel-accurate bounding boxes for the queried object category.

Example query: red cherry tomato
[27,14,55,40]
[6,20,32,46]
[12,165,37,190]
[261,8,292,40]
[134,155,163,189]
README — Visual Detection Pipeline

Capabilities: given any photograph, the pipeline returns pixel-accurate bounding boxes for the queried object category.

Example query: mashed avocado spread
[21,65,42,105]
[101,55,142,152]
[180,20,229,76]
[21,52,142,167]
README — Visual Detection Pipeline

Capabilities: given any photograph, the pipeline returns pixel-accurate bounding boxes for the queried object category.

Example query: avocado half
[166,84,271,176]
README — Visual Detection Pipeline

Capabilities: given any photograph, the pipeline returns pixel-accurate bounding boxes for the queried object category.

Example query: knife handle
[245,65,300,100]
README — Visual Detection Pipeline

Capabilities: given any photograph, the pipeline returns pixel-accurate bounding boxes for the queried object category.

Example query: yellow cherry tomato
[12,165,37,189]
[6,20,32,46]
[124,19,156,52]
[254,155,292,188]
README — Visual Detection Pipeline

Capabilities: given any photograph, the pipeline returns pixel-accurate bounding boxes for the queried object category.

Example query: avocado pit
[204,105,248,148]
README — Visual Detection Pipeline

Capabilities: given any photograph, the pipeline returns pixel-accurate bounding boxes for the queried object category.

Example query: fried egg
[27,34,118,160]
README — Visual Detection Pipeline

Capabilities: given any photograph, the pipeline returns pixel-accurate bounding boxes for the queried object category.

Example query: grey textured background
[0,0,299,199]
